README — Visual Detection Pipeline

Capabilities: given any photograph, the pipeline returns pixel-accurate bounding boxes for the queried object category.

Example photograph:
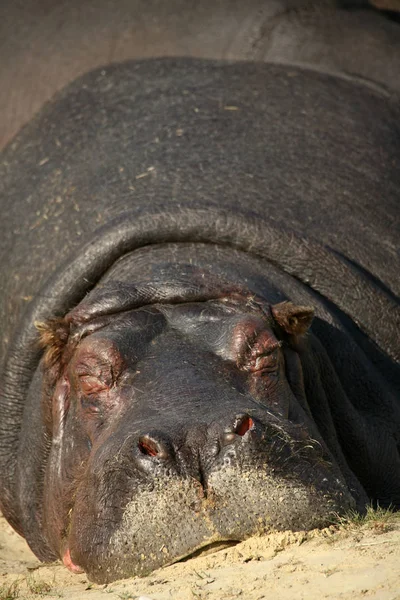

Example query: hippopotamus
[0,0,399,586]
[2,0,400,149]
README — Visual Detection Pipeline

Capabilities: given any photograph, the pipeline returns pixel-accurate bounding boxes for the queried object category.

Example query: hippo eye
[245,340,282,374]
[78,375,108,415]
[253,347,280,372]
[78,375,109,396]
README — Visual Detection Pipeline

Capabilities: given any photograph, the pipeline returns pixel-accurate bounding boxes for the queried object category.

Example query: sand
[1,511,399,600]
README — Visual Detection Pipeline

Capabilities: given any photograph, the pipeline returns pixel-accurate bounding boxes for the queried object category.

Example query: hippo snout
[134,413,258,479]
[65,412,353,583]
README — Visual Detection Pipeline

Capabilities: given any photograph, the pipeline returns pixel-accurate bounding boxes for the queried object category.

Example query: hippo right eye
[78,375,110,396]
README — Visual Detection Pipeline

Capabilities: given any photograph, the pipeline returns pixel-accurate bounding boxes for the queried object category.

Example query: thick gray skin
[0,1,400,585]
[1,0,400,148]
[0,57,399,582]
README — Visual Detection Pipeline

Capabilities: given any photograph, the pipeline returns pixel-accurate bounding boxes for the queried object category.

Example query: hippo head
[36,273,354,583]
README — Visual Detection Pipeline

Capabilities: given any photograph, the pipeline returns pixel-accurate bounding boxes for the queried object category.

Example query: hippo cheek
[40,374,93,557]
[66,422,354,584]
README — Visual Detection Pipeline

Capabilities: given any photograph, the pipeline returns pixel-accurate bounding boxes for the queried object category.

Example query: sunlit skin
[33,294,356,581]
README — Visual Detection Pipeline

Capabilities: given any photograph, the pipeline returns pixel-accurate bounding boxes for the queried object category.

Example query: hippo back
[0,57,399,531]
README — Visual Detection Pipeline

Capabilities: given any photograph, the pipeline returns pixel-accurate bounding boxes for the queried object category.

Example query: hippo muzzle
[37,282,354,583]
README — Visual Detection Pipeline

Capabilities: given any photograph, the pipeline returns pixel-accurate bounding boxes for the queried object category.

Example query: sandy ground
[0,512,399,600]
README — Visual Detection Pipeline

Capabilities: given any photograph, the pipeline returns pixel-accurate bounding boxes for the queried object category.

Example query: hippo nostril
[138,435,168,459]
[233,414,254,436]
[138,438,158,457]
[222,414,255,446]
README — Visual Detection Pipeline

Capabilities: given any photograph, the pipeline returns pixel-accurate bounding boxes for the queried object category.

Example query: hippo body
[2,0,400,148]
[0,2,400,586]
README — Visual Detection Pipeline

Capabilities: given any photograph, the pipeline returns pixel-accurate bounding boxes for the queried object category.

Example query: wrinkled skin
[2,0,400,148]
[0,0,400,586]
[40,290,355,581]
[17,246,399,583]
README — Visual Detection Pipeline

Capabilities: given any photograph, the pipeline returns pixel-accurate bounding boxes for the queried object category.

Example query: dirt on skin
[0,513,399,600]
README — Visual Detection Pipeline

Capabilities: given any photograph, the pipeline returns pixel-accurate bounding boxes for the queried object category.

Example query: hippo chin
[1,3,400,584]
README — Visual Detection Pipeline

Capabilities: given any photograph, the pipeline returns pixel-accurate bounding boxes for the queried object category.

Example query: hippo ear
[271,301,314,338]
[35,318,70,371]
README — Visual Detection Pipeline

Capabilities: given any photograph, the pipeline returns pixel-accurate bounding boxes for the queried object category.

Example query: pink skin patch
[62,548,84,574]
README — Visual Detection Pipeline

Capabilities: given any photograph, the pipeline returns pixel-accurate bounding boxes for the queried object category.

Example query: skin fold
[1,0,400,149]
[0,0,399,585]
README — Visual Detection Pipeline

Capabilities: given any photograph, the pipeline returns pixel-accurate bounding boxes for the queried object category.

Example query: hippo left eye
[252,347,280,372]
[246,344,281,373]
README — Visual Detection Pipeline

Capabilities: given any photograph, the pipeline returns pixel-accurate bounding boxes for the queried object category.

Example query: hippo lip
[175,540,239,563]
[62,548,84,574]
[67,453,354,583]
[64,414,355,583]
